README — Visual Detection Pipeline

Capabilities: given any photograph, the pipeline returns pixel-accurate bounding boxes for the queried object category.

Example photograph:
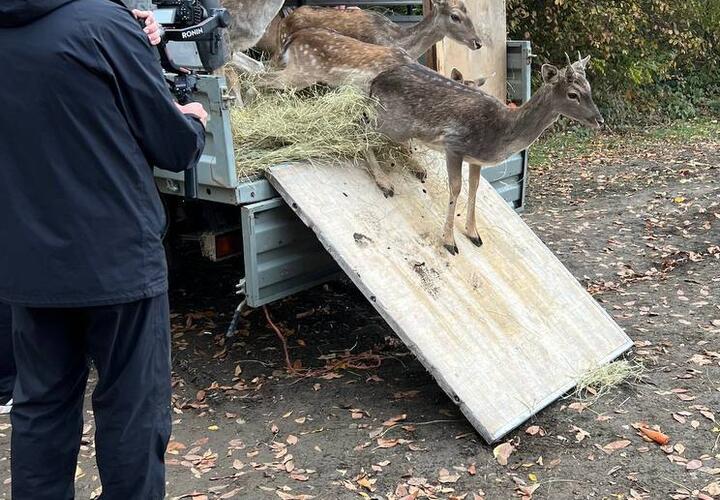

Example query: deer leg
[442,151,463,255]
[365,149,395,198]
[230,52,265,74]
[389,142,426,182]
[465,163,483,247]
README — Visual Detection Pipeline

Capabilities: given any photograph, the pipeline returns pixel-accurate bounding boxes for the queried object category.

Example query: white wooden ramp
[266,158,633,443]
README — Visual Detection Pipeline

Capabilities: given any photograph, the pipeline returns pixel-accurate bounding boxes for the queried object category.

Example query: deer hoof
[468,235,484,247]
[444,244,459,255]
[413,169,428,182]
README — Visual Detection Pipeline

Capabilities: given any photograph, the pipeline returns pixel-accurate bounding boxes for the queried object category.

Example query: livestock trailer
[154,2,533,310]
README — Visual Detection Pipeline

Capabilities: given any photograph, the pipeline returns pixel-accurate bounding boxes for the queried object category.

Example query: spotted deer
[258,28,415,90]
[278,0,482,60]
[368,54,604,254]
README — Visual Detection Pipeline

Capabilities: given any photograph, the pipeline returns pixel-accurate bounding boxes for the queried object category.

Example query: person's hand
[133,9,162,46]
[175,102,208,128]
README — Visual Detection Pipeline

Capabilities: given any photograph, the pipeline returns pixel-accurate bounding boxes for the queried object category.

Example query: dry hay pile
[229,78,415,179]
[574,360,645,402]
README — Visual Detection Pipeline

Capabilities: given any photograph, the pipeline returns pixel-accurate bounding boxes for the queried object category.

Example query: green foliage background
[506,0,720,125]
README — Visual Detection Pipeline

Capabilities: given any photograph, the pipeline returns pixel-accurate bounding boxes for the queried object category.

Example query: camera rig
[152,0,231,198]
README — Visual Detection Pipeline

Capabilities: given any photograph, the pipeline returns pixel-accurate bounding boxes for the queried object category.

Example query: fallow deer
[450,68,487,89]
[368,54,604,254]
[278,0,482,60]
[222,0,285,51]
[258,28,414,90]
[219,0,285,74]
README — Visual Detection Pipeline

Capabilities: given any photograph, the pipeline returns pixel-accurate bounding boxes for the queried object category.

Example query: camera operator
[0,0,207,498]
[0,6,163,419]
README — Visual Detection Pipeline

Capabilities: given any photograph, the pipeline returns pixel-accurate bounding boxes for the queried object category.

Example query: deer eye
[450,13,461,22]
[567,91,579,101]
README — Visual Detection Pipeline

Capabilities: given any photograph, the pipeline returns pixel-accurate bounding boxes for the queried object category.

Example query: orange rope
[263,305,382,378]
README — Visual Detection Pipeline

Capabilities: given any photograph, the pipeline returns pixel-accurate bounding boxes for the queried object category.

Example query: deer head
[431,0,483,51]
[450,68,487,89]
[541,53,604,129]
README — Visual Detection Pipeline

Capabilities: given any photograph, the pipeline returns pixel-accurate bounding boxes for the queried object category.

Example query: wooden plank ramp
[267,158,633,443]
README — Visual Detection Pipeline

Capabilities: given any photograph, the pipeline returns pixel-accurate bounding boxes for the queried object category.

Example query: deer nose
[471,39,482,50]
[595,116,605,128]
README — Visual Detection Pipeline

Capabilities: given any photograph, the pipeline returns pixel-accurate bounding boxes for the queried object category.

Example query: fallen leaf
[700,411,716,423]
[571,425,591,442]
[276,492,314,500]
[357,476,377,492]
[377,438,398,449]
[525,425,546,436]
[438,468,460,484]
[219,488,241,499]
[493,441,516,466]
[687,460,703,470]
[703,482,720,496]
[383,414,407,427]
[167,441,187,454]
[568,402,588,413]
[287,435,298,445]
[602,440,631,454]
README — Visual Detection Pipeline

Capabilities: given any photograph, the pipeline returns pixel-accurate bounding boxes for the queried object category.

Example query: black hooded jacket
[0,0,206,307]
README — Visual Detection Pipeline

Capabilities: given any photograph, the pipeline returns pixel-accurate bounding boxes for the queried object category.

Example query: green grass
[530,117,720,169]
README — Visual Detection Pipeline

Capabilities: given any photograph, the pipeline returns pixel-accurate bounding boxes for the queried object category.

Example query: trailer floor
[1,122,719,499]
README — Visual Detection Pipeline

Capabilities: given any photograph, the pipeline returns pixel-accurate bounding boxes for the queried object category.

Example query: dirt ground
[1,122,719,499]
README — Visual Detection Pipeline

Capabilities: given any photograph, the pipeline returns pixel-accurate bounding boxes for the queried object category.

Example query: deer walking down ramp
[267,157,632,443]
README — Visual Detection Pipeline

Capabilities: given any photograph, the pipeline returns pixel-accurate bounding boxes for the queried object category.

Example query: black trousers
[0,302,14,402]
[10,294,171,500]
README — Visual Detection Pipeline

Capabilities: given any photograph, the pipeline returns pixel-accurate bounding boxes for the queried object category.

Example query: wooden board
[267,159,632,443]
[435,0,507,100]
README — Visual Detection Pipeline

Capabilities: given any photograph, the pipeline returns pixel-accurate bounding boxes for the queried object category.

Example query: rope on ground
[264,305,298,374]
[263,305,382,378]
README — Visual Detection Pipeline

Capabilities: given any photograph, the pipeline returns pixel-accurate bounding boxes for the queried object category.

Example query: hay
[228,77,414,179]
[574,360,645,402]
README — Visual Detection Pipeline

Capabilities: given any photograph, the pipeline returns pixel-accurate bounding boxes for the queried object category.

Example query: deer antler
[564,52,577,79]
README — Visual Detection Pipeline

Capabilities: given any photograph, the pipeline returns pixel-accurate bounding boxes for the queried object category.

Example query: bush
[507,0,720,126]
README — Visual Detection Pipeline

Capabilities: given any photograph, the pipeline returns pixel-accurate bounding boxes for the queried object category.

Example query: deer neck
[504,85,559,151]
[397,14,443,60]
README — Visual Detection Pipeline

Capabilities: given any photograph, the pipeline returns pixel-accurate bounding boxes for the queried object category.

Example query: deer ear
[541,64,559,84]
[450,68,464,82]
[475,76,487,87]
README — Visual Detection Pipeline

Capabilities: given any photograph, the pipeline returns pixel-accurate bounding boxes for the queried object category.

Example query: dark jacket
[0,0,206,307]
